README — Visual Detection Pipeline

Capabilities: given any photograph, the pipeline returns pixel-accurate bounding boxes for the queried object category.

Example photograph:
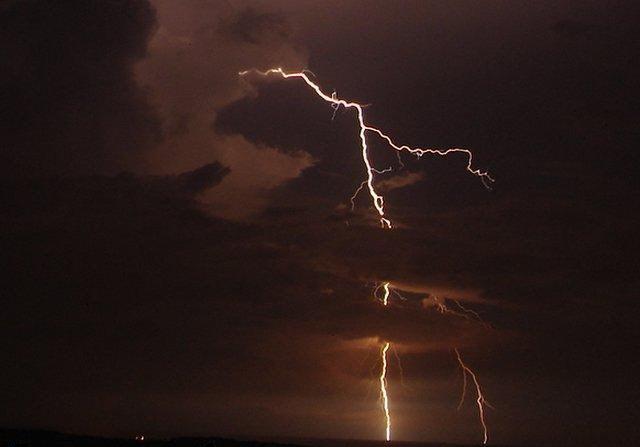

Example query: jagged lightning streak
[375,281,392,440]
[430,296,491,328]
[453,300,492,329]
[455,348,492,445]
[239,68,495,444]
[372,281,391,306]
[429,297,493,442]
[239,68,493,228]
[379,341,392,442]
[382,282,391,306]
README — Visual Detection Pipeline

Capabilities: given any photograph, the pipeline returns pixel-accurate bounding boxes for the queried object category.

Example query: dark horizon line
[0,427,567,447]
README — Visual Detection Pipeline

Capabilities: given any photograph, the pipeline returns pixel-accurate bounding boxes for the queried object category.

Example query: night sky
[1,1,638,446]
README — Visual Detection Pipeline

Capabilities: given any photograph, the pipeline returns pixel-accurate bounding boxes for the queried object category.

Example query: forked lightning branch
[240,68,493,444]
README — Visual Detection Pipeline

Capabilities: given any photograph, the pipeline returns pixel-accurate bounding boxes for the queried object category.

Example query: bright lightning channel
[379,341,392,442]
[373,281,392,305]
[239,69,495,445]
[382,282,390,306]
[239,68,493,228]
[377,282,392,440]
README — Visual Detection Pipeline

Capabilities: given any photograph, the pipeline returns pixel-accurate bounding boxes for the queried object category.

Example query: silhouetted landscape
[1,430,521,447]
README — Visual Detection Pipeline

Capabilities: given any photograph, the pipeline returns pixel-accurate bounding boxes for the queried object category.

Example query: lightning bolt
[382,282,391,306]
[455,348,492,445]
[239,68,495,444]
[372,282,391,306]
[428,297,493,442]
[453,299,492,328]
[431,296,491,328]
[239,68,493,228]
[380,341,392,442]
[377,281,392,440]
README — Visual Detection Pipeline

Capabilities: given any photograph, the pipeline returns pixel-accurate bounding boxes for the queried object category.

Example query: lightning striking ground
[455,348,492,445]
[427,296,493,441]
[379,342,392,442]
[239,68,494,444]
[239,68,493,228]
[377,281,392,440]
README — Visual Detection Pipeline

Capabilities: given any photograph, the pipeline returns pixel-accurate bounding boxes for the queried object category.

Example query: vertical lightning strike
[380,341,392,442]
[239,69,496,445]
[372,281,392,305]
[431,298,493,443]
[376,282,392,440]
[455,348,491,445]
[239,68,493,228]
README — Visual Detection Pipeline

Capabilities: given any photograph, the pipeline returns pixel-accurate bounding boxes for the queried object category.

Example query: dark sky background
[1,1,638,445]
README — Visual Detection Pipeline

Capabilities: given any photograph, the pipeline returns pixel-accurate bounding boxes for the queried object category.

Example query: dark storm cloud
[0,0,161,178]
[212,2,638,443]
[215,78,369,212]
[223,7,292,45]
[168,162,231,195]
[0,167,497,439]
[2,1,639,445]
[135,0,310,218]
[0,162,229,221]
[550,18,593,38]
